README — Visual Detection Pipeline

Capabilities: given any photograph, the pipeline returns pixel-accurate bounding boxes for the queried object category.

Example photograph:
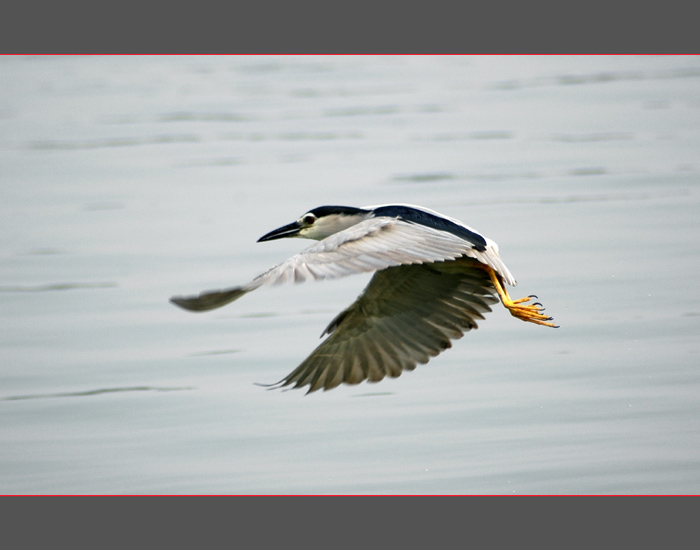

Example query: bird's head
[258,205,371,242]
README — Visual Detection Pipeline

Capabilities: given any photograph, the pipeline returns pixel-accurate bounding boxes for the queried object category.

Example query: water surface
[1,56,699,494]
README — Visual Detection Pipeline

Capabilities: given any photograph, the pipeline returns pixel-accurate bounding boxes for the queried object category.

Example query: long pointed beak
[257,221,302,242]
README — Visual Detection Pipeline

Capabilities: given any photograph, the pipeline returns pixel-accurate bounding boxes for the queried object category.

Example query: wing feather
[171,216,513,312]
[265,259,499,393]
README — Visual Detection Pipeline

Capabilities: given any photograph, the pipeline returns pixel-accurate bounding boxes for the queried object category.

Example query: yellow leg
[484,266,559,328]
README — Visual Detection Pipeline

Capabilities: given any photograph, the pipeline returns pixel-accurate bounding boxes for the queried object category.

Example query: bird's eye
[303,215,316,225]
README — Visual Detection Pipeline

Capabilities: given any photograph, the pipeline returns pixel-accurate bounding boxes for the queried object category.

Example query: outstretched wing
[170,217,513,312]
[263,258,499,393]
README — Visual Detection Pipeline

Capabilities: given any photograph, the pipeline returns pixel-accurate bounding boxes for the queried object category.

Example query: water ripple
[29,134,200,150]
[2,386,195,401]
[491,66,700,91]
[0,282,117,292]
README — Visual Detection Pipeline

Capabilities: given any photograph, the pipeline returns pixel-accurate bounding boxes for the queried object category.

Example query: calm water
[1,56,699,494]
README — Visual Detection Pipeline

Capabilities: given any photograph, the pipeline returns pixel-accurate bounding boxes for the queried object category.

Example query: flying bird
[170,204,557,393]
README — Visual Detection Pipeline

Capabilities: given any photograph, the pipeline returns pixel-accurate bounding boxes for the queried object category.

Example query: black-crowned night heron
[171,204,557,393]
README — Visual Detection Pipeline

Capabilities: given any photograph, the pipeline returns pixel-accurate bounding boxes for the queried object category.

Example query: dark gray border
[2,495,695,546]
[1,2,698,53]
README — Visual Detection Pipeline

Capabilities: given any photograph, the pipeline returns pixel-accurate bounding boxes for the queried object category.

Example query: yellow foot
[504,294,558,327]
[484,266,559,328]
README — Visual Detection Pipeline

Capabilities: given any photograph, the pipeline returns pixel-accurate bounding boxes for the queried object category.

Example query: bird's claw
[505,295,559,328]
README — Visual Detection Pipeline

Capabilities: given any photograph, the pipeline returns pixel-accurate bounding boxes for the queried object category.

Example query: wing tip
[169,286,248,312]
[170,295,207,312]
